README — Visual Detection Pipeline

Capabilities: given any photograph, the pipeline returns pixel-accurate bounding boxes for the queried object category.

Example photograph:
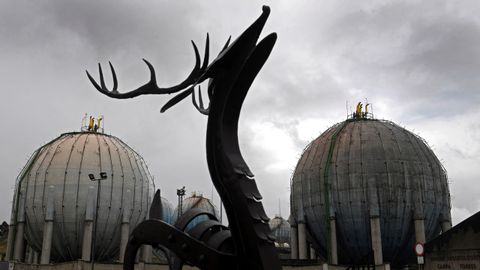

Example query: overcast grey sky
[1,0,479,226]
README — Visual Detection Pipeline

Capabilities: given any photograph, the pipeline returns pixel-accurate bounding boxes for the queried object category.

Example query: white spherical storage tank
[10,131,155,262]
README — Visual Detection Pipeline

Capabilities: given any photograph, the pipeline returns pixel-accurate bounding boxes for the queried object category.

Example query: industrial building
[290,109,452,267]
[424,210,480,270]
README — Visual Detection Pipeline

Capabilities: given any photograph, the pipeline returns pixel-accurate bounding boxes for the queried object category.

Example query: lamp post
[88,172,107,270]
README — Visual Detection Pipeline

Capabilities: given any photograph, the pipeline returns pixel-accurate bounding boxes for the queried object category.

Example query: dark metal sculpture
[86,6,279,270]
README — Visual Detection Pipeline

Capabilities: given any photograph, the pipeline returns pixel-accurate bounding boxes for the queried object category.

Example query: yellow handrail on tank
[88,116,95,131]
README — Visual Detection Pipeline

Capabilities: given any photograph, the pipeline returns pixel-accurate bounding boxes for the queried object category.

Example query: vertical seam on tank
[129,147,145,222]
[98,134,118,259]
[345,121,358,258]
[316,124,337,247]
[387,121,409,251]
[68,133,88,260]
[32,137,64,233]
[372,121,395,259]
[429,148,446,227]
[332,123,348,259]
[112,137,126,218]
[425,142,445,234]
[95,135,117,260]
[142,157,153,218]
[296,126,323,226]
[131,152,148,220]
[311,126,327,245]
[410,134,441,238]
[41,134,72,261]
[27,146,51,248]
[110,138,127,226]
[116,141,138,226]
[400,126,427,221]
[109,136,126,259]
[360,121,372,260]
[19,148,43,251]
[114,140,135,225]
[323,121,347,262]
[307,129,321,226]
[93,134,107,260]
[61,133,82,257]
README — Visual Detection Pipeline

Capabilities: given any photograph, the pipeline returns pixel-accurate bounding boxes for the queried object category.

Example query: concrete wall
[9,261,394,270]
[10,262,200,270]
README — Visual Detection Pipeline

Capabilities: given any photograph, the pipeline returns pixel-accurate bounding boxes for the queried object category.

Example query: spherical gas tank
[291,119,451,264]
[269,216,290,247]
[173,194,218,228]
[160,197,175,225]
[13,131,155,262]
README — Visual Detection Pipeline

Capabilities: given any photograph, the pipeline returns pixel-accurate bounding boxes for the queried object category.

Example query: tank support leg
[370,216,383,265]
[441,220,451,233]
[40,220,53,264]
[26,245,33,263]
[298,222,308,260]
[414,219,426,244]
[309,245,315,260]
[81,221,93,261]
[142,245,152,263]
[41,187,55,265]
[119,222,130,262]
[6,224,16,261]
[13,222,25,262]
[33,250,39,264]
[82,187,95,262]
[329,218,338,264]
[290,225,298,259]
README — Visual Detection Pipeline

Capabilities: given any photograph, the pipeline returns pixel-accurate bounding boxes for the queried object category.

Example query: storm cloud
[1,0,480,225]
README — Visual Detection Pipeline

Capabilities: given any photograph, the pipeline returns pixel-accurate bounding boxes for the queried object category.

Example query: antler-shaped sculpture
[87,6,279,270]
[86,37,209,98]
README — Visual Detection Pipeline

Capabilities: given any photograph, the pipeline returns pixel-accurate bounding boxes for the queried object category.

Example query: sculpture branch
[86,35,210,99]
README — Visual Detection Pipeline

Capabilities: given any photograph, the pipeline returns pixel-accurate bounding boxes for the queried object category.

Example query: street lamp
[88,172,107,270]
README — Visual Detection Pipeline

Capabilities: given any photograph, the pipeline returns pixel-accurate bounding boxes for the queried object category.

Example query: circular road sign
[415,242,424,256]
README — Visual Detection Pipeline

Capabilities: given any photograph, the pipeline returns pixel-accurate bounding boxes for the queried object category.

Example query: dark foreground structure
[87,5,279,270]
[424,211,480,270]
